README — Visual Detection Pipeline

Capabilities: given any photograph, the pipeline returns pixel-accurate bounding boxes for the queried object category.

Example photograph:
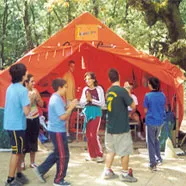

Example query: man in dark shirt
[103,68,137,183]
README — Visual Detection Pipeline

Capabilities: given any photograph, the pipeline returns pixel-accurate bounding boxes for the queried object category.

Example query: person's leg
[132,112,145,140]
[88,117,103,158]
[146,125,156,168]
[121,155,129,171]
[6,131,23,182]
[8,154,19,178]
[105,152,115,169]
[23,118,32,169]
[86,120,97,158]
[103,132,118,179]
[66,100,73,143]
[54,132,70,184]
[6,130,29,185]
[154,126,162,162]
[37,132,57,175]
[29,117,40,166]
[30,152,36,165]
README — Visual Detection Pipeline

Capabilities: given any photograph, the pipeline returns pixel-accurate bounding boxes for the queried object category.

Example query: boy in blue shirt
[33,78,77,186]
[144,77,166,171]
[4,63,30,186]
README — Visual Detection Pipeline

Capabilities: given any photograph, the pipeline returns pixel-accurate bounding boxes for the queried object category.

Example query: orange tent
[0,12,185,125]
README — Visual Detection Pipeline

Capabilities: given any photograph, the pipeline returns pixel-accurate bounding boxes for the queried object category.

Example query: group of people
[3,61,166,186]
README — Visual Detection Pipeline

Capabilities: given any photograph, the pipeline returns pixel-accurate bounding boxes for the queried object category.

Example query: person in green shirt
[103,68,137,183]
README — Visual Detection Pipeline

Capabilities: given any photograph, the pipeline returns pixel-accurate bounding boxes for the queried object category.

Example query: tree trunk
[92,0,99,18]
[23,0,34,50]
[1,0,9,68]
[47,12,52,37]
[66,0,72,23]
[53,8,63,27]
[30,5,39,46]
[127,0,186,71]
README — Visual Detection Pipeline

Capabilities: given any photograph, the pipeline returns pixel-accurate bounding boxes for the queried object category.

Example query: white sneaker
[85,156,97,161]
[137,132,145,140]
[96,157,104,163]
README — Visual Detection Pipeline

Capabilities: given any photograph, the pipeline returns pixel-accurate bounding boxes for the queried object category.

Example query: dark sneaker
[16,173,29,184]
[103,169,118,179]
[67,136,73,143]
[5,179,22,186]
[149,165,157,171]
[32,167,46,183]
[119,168,137,182]
[156,159,163,166]
[53,180,71,186]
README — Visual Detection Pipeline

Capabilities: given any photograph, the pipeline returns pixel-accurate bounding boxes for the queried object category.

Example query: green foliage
[0,0,186,69]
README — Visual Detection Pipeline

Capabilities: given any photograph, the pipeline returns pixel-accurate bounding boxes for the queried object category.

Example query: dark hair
[9,63,27,83]
[84,72,98,87]
[68,60,75,66]
[52,78,66,91]
[148,77,160,91]
[108,68,119,83]
[23,74,33,86]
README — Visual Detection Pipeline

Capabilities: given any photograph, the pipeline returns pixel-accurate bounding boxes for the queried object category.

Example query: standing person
[63,60,76,143]
[103,68,137,182]
[80,72,105,163]
[4,63,30,186]
[124,82,145,140]
[144,77,166,171]
[21,74,43,169]
[33,78,77,186]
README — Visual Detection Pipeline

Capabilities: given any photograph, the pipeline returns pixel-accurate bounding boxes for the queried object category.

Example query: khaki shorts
[105,131,133,157]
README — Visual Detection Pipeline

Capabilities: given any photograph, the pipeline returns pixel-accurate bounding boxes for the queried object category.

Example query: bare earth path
[0,138,186,186]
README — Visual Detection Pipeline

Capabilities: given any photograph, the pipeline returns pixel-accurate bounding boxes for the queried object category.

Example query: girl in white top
[80,72,105,163]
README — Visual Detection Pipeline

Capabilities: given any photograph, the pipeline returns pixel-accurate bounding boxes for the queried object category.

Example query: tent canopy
[0,12,184,124]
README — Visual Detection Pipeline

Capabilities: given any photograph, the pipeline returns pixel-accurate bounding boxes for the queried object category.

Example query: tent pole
[175,96,179,148]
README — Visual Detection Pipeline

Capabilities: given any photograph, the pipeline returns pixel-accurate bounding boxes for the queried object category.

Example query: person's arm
[59,99,77,120]
[130,101,136,110]
[91,86,105,107]
[143,94,148,114]
[22,88,31,116]
[123,88,136,110]
[23,105,31,116]
[35,89,44,107]
[144,108,148,114]
[79,87,88,106]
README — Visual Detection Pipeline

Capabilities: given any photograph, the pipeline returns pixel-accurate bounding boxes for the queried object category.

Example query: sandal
[30,163,38,168]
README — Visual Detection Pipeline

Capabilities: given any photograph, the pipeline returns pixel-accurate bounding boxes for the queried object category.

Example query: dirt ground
[1,130,186,186]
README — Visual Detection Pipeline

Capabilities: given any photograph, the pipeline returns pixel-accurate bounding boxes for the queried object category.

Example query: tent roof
[0,12,185,123]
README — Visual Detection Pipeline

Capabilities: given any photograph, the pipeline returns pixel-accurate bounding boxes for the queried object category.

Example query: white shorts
[105,131,133,156]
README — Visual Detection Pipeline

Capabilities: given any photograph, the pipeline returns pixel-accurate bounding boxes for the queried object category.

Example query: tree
[0,0,8,68]
[127,0,186,71]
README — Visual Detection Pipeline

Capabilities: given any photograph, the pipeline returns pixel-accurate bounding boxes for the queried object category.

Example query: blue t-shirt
[4,83,30,130]
[144,91,166,126]
[48,93,66,133]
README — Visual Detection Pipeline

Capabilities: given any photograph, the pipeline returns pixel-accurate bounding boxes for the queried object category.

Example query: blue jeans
[38,131,69,183]
[146,125,162,167]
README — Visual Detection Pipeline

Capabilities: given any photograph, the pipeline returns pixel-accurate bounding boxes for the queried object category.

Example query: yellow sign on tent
[75,24,98,41]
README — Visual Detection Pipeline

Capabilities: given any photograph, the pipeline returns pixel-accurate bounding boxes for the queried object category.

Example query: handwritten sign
[75,24,99,41]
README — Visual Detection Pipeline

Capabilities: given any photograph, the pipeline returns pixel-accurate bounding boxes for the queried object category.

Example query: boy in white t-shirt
[124,82,145,140]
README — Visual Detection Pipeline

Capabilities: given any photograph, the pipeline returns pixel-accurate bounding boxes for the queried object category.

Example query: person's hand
[68,99,78,110]
[28,90,36,104]
[86,91,92,102]
[124,81,131,94]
